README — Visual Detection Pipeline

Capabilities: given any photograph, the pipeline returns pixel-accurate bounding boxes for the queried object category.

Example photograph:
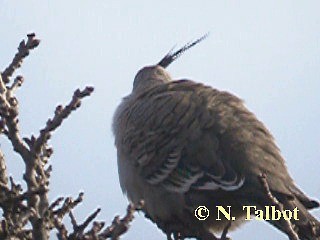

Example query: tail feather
[269,198,320,240]
[288,185,320,209]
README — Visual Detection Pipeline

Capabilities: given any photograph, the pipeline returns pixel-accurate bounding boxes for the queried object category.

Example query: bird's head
[132,33,209,93]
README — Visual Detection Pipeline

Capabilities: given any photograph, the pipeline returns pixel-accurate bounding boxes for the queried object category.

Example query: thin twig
[1,33,40,84]
[259,173,299,240]
[100,201,144,240]
[32,86,94,155]
[220,221,232,240]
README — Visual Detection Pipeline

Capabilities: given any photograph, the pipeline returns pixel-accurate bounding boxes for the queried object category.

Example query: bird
[112,34,320,240]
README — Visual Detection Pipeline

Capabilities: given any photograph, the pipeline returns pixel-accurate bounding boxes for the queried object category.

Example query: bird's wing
[120,80,245,193]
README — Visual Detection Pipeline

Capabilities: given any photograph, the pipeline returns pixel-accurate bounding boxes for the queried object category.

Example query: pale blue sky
[1,1,319,239]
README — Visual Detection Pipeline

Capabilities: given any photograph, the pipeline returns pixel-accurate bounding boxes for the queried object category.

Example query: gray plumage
[113,36,320,240]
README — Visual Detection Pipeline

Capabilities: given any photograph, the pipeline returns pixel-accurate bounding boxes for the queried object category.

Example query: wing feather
[118,80,245,193]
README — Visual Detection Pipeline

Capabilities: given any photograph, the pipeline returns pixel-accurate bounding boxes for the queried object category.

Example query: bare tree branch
[0,33,139,240]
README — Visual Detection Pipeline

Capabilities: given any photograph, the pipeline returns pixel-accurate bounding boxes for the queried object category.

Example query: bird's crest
[158,33,209,68]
